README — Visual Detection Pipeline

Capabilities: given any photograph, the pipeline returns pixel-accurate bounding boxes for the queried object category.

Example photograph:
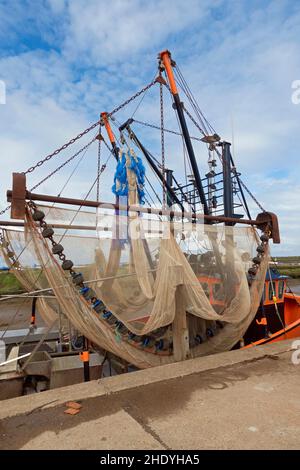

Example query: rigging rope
[0,137,113,339]
[238,177,266,213]
[20,79,157,178]
[30,137,97,192]
[174,65,216,135]
[182,105,206,137]
[111,120,162,207]
[130,73,157,119]
[56,149,114,243]
[0,141,105,337]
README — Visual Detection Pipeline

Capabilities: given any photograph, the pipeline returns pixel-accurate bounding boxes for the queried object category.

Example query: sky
[0,0,299,256]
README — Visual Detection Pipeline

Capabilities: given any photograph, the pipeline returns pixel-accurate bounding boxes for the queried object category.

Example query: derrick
[0,50,289,374]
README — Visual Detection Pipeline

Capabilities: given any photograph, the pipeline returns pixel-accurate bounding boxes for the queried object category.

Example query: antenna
[231,113,235,160]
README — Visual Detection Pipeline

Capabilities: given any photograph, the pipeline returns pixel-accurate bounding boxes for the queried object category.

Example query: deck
[0,339,299,450]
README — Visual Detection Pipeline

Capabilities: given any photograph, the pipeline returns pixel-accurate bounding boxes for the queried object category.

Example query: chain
[21,79,157,178]
[159,75,166,206]
[182,105,205,137]
[0,205,11,217]
[30,137,97,192]
[238,177,266,213]
[2,77,154,212]
[23,124,101,176]
[0,138,95,217]
[133,119,203,142]
[108,79,157,118]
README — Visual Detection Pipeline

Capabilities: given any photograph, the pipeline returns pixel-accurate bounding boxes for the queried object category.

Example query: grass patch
[0,272,24,295]
[277,266,300,279]
[275,256,300,263]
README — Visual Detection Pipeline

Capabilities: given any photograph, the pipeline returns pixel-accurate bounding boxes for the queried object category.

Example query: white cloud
[0,0,299,256]
[62,0,214,66]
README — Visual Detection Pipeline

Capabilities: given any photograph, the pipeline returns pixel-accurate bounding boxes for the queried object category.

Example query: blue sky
[0,0,299,255]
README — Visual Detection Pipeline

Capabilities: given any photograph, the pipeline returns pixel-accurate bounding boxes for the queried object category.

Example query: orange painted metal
[159,50,178,95]
[282,293,300,339]
[101,112,116,144]
[263,280,285,306]
[256,317,267,326]
[80,351,90,362]
[243,292,300,348]
[198,276,225,307]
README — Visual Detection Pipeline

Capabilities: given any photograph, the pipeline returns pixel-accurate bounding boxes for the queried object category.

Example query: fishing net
[0,229,58,326]
[19,198,268,368]
[0,148,269,368]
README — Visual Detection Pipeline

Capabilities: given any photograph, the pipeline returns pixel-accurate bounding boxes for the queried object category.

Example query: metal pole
[165,169,174,207]
[222,142,234,221]
[6,190,263,226]
[119,120,184,210]
[159,50,209,215]
[101,112,119,161]
[58,304,63,353]
[81,337,90,382]
[229,154,252,220]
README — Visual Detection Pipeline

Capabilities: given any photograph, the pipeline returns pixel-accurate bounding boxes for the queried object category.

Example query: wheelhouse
[262,269,288,306]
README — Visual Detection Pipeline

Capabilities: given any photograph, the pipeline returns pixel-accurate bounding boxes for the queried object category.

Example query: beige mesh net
[0,147,268,368]
[13,197,269,369]
[0,229,58,326]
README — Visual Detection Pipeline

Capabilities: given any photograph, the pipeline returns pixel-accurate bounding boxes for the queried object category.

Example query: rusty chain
[23,123,101,176]
[1,71,267,218]
[30,137,97,192]
[159,76,166,206]
[182,105,205,137]
[133,119,203,142]
[21,79,157,177]
[0,80,156,216]
[107,79,157,118]
[238,177,266,213]
[96,127,102,203]
[0,205,11,217]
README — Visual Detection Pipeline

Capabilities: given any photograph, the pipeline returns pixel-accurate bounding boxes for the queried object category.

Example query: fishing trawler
[0,50,299,389]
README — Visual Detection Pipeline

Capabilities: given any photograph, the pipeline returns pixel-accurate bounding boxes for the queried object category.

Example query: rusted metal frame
[10,173,26,219]
[0,221,107,230]
[7,189,266,227]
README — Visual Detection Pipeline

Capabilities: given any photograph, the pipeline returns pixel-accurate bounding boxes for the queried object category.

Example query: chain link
[23,124,101,176]
[96,128,102,203]
[107,79,157,118]
[29,137,97,192]
[159,75,166,206]
[21,79,157,178]
[238,177,266,213]
[182,105,205,137]
[133,119,203,142]
[0,205,11,217]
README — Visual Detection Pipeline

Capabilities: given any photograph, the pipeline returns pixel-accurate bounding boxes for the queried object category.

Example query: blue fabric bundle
[112,152,128,197]
[112,150,146,205]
